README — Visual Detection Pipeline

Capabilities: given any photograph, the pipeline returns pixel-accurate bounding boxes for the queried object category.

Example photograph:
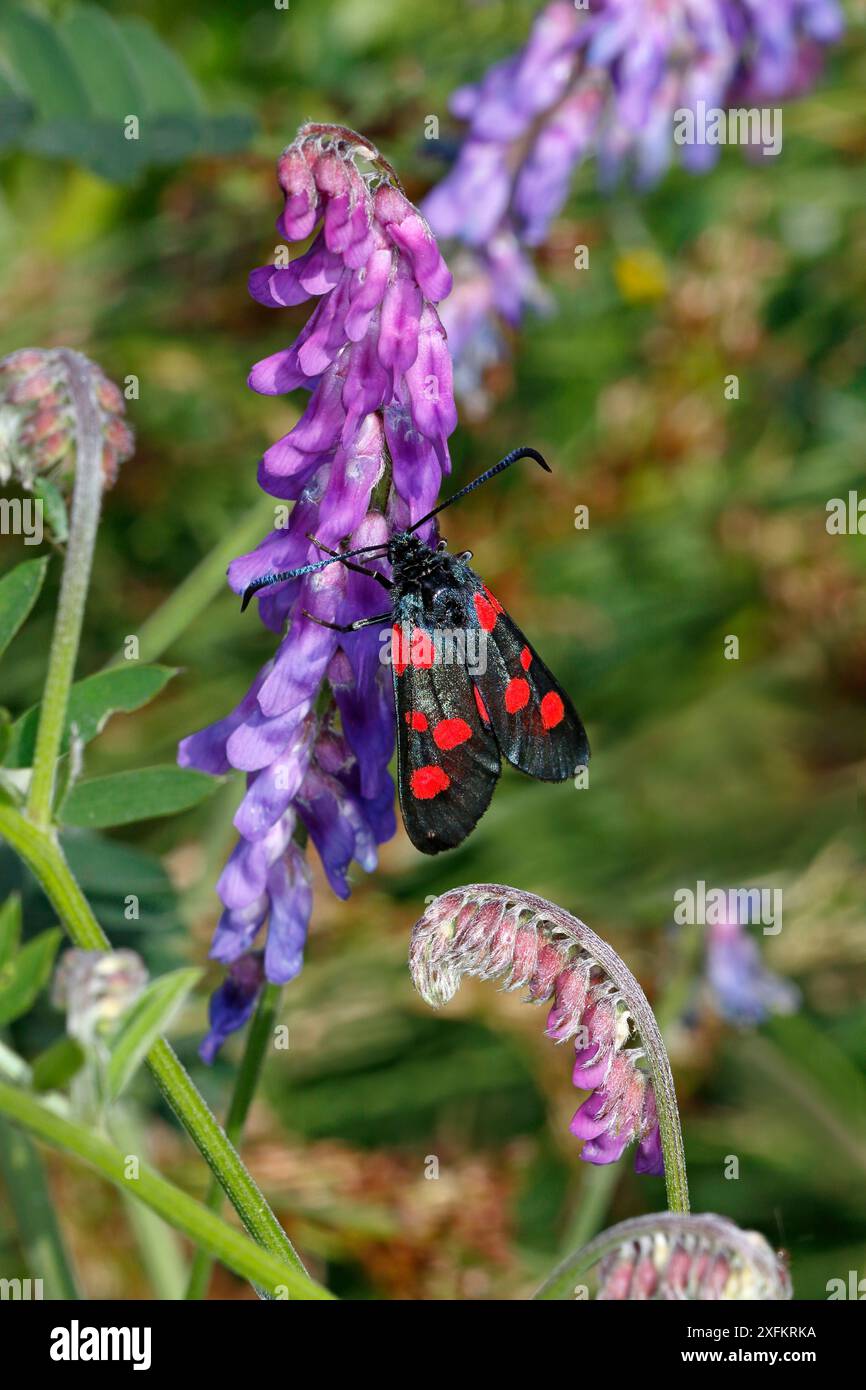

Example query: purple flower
[181,125,454,1057]
[706,896,799,1026]
[199,953,266,1065]
[425,0,843,403]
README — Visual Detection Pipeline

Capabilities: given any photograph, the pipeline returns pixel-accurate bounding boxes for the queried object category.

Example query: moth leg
[301,610,391,633]
[306,533,392,588]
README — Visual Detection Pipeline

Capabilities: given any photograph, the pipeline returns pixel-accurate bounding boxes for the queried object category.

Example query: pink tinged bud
[666,1245,692,1295]
[528,940,565,1000]
[509,924,540,988]
[631,1256,658,1300]
[597,1254,636,1300]
[546,964,590,1040]
[95,376,124,414]
[312,150,349,198]
[372,183,414,228]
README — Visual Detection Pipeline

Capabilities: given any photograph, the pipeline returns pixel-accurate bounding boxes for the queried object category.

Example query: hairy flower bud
[0,348,133,491]
[589,1214,791,1300]
[52,948,148,1047]
[410,884,684,1178]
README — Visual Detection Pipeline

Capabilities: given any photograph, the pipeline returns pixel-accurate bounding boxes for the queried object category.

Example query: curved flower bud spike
[409,884,689,1213]
[536,1213,791,1302]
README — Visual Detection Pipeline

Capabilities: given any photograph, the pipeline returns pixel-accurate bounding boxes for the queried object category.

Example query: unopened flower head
[590,1213,792,1300]
[410,884,674,1175]
[0,348,133,491]
[52,948,148,1048]
[180,124,456,1058]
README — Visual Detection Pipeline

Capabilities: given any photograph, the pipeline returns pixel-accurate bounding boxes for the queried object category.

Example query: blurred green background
[1,0,865,1299]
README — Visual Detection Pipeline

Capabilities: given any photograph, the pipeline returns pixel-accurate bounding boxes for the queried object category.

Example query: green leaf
[0,64,33,151]
[59,766,219,828]
[0,894,22,970]
[59,4,147,121]
[5,664,177,768]
[31,1036,85,1093]
[0,557,48,662]
[0,7,91,122]
[0,927,61,1028]
[105,967,201,1100]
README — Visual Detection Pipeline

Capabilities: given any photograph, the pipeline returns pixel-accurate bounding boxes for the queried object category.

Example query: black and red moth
[242,447,590,854]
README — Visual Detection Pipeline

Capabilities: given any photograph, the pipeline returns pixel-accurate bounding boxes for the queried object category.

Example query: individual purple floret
[425,0,843,405]
[180,124,455,1059]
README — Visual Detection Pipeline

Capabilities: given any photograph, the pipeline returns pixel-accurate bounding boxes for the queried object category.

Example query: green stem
[26,351,104,828]
[108,495,275,666]
[0,1117,81,1299]
[184,982,282,1299]
[0,804,306,1282]
[0,1079,331,1300]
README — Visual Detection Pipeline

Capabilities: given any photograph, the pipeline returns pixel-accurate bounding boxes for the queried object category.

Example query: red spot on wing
[433,718,472,750]
[520,646,532,670]
[392,624,408,676]
[505,677,530,713]
[410,628,435,668]
[473,591,498,632]
[405,711,428,731]
[484,586,504,614]
[410,765,450,799]
[473,685,490,723]
[540,691,565,729]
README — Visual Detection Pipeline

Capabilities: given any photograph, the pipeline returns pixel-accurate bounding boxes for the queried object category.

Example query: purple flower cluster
[411,886,663,1175]
[424,0,843,403]
[180,124,455,1060]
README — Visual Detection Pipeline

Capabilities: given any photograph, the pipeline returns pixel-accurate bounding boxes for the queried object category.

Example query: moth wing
[391,617,501,854]
[467,579,590,781]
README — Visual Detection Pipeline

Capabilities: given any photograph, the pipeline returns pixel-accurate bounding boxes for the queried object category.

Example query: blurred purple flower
[425,0,843,403]
[706,899,799,1026]
[181,124,455,1059]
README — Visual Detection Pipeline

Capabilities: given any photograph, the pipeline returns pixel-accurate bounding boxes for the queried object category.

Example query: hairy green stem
[0,804,307,1283]
[184,982,282,1300]
[0,1079,331,1300]
[26,352,104,828]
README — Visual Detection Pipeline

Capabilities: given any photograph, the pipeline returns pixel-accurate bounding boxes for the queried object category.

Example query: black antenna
[240,447,551,611]
[407,446,550,533]
[239,542,387,611]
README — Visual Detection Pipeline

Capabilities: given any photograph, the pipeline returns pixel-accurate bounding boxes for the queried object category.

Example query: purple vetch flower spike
[424,0,843,408]
[409,885,688,1203]
[538,1213,792,1301]
[181,123,454,1058]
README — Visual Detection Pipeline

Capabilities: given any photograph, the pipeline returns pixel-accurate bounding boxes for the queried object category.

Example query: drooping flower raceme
[424,0,844,405]
[410,884,688,1179]
[547,1212,791,1300]
[179,125,455,1060]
